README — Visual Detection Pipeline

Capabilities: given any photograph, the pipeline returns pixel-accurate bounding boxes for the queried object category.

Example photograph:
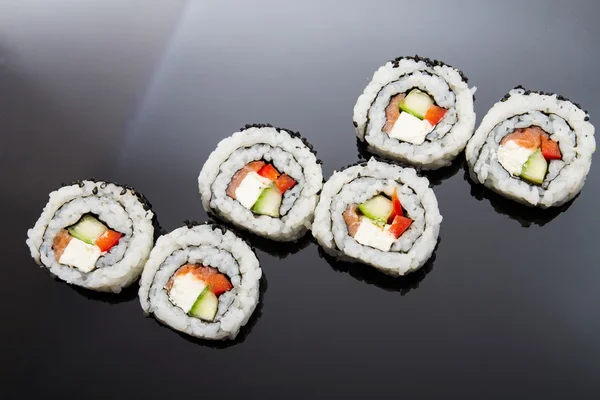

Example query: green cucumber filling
[358,195,394,224]
[52,213,123,273]
[383,89,448,146]
[343,192,405,233]
[226,161,298,218]
[252,184,282,218]
[399,89,434,119]
[67,214,108,244]
[165,264,233,322]
[520,149,548,185]
[497,126,562,186]
[342,192,414,251]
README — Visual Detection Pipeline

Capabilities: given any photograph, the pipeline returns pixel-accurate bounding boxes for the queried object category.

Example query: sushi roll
[138,222,261,340]
[312,158,442,276]
[26,180,158,292]
[353,55,476,169]
[466,86,595,208]
[198,124,324,241]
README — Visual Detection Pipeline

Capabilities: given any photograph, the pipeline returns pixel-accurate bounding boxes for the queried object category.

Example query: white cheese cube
[389,112,433,145]
[235,172,273,209]
[167,273,207,313]
[59,238,102,273]
[497,141,535,176]
[354,218,397,252]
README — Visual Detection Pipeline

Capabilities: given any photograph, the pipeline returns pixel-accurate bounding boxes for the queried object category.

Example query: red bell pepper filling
[95,230,123,252]
[424,105,447,126]
[541,134,562,160]
[257,164,280,181]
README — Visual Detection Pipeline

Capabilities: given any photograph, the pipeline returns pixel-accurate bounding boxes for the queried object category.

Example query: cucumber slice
[252,184,282,217]
[67,214,107,244]
[520,149,548,185]
[189,288,218,321]
[399,89,434,119]
[358,195,393,223]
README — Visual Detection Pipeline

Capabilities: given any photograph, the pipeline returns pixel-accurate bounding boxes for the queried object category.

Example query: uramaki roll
[198,124,323,241]
[312,159,442,276]
[466,86,595,208]
[138,222,261,340]
[26,180,158,292]
[354,55,476,169]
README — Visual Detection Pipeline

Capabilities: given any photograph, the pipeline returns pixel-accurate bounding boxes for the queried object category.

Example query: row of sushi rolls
[27,55,595,341]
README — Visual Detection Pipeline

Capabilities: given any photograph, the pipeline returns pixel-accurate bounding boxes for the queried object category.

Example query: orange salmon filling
[383,94,406,134]
[166,264,233,296]
[52,229,72,261]
[501,126,544,149]
[501,126,562,160]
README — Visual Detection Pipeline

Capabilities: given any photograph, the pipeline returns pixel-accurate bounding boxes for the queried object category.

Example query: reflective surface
[2,0,599,398]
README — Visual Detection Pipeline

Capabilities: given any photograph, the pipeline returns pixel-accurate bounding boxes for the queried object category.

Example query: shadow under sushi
[170,272,268,349]
[420,153,464,186]
[463,167,576,227]
[207,215,313,259]
[68,280,140,304]
[317,238,439,295]
[355,138,463,187]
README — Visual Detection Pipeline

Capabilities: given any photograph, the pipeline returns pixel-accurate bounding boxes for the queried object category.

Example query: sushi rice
[139,222,261,340]
[26,180,158,292]
[198,124,323,241]
[466,86,595,208]
[354,55,476,169]
[312,158,442,276]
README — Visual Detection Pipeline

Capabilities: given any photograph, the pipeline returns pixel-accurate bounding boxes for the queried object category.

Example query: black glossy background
[1,1,599,398]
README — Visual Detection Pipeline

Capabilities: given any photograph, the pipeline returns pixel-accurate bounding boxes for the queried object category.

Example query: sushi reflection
[420,153,465,187]
[70,281,140,304]
[207,215,312,259]
[317,239,438,295]
[464,168,576,227]
[356,138,463,187]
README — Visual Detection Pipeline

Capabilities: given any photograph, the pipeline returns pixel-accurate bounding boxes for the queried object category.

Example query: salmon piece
[226,161,266,199]
[500,126,545,149]
[192,265,217,279]
[52,229,73,261]
[383,94,406,134]
[343,204,362,237]
[165,264,196,291]
[165,264,233,296]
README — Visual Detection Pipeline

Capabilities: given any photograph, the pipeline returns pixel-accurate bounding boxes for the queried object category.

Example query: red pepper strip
[541,135,562,160]
[388,188,404,223]
[388,215,412,239]
[275,174,297,193]
[257,164,280,181]
[95,230,123,252]
[424,105,447,126]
